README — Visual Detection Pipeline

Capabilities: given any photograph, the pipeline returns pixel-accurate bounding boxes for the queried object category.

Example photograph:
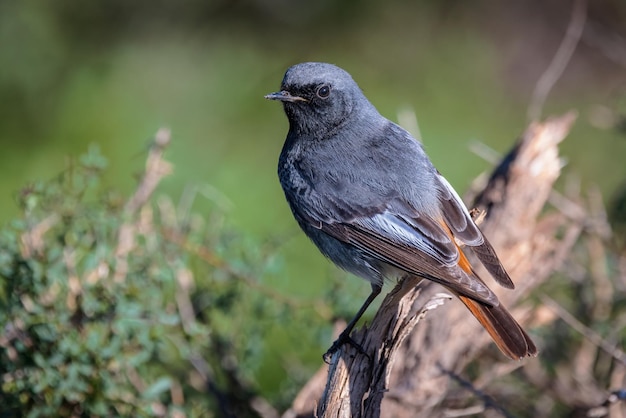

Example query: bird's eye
[316,84,331,99]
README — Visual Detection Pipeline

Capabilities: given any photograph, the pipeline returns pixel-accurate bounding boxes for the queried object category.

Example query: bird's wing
[435,173,514,289]
[319,207,499,306]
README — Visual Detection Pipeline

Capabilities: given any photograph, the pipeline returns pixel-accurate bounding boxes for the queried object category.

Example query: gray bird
[266,62,537,360]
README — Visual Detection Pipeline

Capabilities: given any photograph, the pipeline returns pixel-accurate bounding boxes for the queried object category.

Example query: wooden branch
[283,112,580,418]
[318,288,452,418]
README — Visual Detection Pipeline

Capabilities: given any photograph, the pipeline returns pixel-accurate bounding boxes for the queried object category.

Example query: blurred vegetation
[0,144,289,416]
[1,0,626,416]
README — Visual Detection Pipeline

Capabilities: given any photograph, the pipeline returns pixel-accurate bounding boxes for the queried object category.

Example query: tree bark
[282,112,581,418]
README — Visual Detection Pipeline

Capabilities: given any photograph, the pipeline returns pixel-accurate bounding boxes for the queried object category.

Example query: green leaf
[142,377,171,400]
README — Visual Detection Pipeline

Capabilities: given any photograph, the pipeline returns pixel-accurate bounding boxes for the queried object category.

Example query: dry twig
[527,0,587,121]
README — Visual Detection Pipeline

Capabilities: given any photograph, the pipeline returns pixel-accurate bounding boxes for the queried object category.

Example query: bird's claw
[322,332,369,364]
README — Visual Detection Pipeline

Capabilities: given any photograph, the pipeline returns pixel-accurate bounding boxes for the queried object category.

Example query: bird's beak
[264,91,308,103]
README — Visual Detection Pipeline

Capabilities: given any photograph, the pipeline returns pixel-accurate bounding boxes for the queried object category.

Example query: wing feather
[436,174,515,289]
[322,211,498,305]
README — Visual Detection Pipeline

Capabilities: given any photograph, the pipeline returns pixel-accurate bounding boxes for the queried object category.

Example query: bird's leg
[323,283,382,363]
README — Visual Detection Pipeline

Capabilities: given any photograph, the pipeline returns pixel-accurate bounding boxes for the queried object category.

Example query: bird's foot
[323,331,369,364]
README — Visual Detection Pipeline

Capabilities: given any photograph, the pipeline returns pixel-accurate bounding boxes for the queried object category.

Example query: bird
[265,62,537,360]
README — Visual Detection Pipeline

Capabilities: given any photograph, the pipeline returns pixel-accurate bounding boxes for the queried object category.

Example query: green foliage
[0,145,286,417]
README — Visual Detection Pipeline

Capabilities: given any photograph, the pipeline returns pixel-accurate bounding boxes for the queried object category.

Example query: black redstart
[266,62,537,360]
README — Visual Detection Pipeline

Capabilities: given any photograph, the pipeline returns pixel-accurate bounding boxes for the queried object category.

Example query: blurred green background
[2,0,626,406]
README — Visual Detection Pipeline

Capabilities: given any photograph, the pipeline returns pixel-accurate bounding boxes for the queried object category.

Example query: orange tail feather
[458,295,538,359]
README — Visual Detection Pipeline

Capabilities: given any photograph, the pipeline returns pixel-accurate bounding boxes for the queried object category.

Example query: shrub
[0,133,279,417]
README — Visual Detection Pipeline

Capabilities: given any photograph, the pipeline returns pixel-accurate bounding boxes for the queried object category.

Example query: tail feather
[439,216,537,359]
[458,295,538,359]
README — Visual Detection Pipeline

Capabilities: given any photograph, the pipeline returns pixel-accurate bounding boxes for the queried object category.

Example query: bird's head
[265,62,373,137]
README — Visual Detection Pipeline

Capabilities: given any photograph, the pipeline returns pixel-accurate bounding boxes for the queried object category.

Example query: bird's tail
[458,294,538,360]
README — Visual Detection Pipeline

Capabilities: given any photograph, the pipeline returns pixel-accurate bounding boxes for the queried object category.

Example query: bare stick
[527,0,587,121]
[540,294,626,365]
